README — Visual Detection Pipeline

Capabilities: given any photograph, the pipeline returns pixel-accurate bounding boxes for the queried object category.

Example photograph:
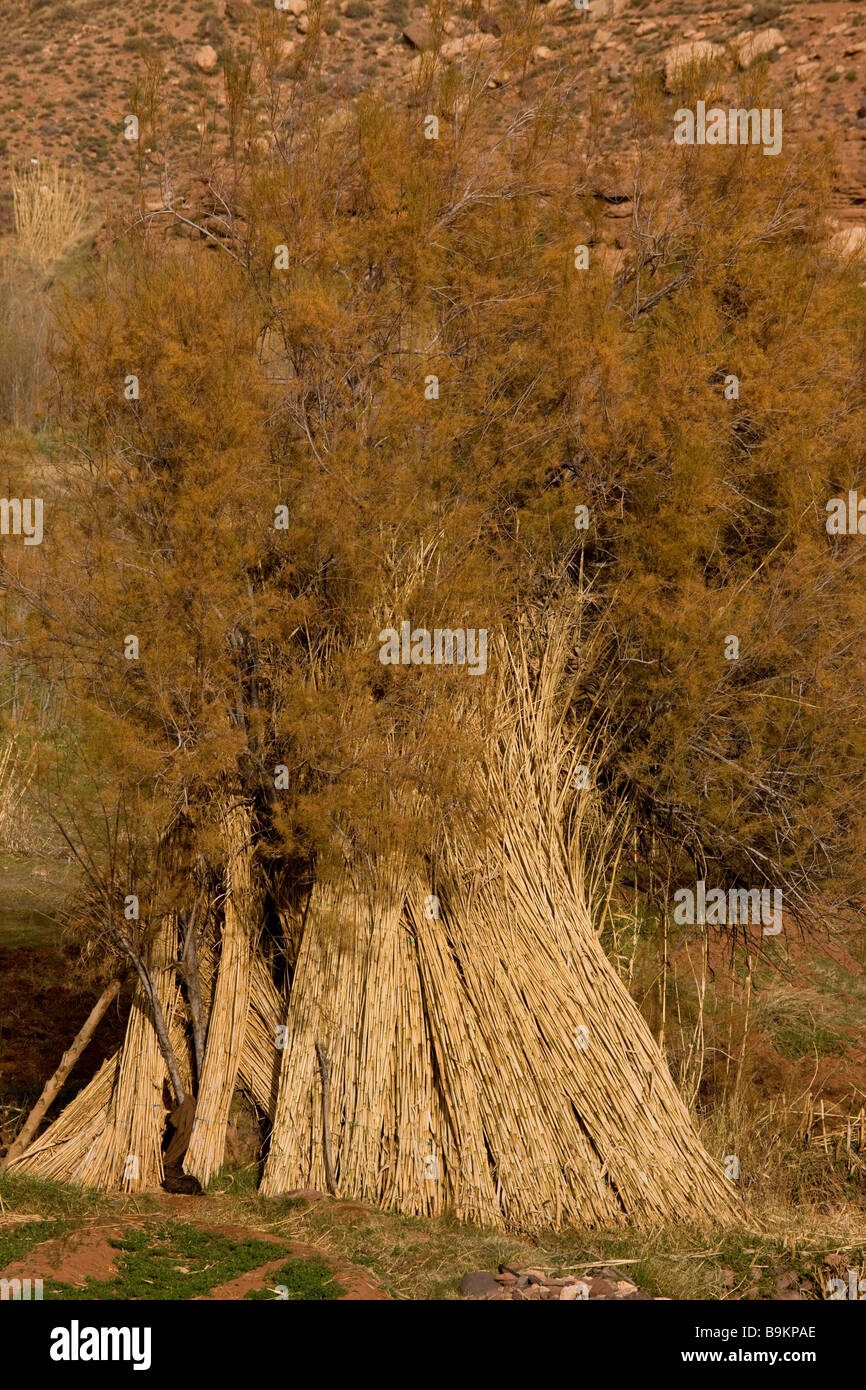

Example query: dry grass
[0,741,37,854]
[0,260,51,424]
[10,159,90,270]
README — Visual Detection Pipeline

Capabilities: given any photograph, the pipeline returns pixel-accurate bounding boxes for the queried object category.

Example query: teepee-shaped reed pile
[8,626,740,1230]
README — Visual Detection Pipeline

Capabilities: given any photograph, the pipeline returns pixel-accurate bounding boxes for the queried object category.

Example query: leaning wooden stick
[1,978,121,1168]
[315,1041,341,1198]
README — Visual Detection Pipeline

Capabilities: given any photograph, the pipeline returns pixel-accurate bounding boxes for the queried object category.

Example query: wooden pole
[2,978,121,1168]
[315,1042,341,1198]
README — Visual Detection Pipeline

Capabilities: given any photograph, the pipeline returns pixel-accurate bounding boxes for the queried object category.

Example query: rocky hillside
[2,0,866,239]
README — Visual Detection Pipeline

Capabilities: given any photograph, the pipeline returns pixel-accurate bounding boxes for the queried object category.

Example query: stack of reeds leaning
[7,625,742,1230]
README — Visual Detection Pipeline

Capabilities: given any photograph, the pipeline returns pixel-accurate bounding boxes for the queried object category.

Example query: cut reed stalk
[183,802,257,1187]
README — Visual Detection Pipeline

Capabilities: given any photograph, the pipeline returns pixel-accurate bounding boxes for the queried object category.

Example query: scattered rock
[457,1264,662,1302]
[734,27,784,68]
[441,32,497,60]
[663,40,725,89]
[459,1270,502,1298]
[282,0,307,14]
[585,1275,615,1296]
[195,45,219,73]
[559,1281,590,1300]
[224,0,256,24]
[534,45,555,61]
[402,21,434,50]
[830,225,866,260]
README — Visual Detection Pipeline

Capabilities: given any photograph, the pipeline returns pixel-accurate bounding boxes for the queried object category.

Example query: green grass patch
[45,1222,287,1301]
[0,1218,72,1270]
[244,1255,345,1300]
[0,1173,140,1222]
[772,1023,845,1060]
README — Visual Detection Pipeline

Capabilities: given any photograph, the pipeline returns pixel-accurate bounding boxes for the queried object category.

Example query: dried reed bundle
[262,619,741,1228]
[261,860,447,1216]
[198,936,285,1120]
[13,930,284,1188]
[65,912,189,1191]
[10,917,192,1188]
[183,803,257,1186]
[239,947,285,1118]
[15,621,740,1221]
[7,1053,119,1179]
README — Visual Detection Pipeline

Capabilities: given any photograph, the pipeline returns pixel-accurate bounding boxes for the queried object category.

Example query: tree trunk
[1,978,121,1168]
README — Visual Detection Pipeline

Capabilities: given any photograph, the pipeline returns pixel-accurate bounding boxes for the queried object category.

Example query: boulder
[560,1280,591,1300]
[402,21,434,50]
[830,226,866,260]
[224,0,256,24]
[460,1270,502,1298]
[195,45,219,73]
[735,27,783,67]
[479,10,501,35]
[663,39,725,88]
[441,32,497,60]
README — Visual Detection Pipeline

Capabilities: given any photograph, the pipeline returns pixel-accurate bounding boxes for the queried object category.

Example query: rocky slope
[2,0,866,239]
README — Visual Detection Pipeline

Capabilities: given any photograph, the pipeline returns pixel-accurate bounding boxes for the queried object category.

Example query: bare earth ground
[0,1207,390,1299]
[2,1174,865,1299]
